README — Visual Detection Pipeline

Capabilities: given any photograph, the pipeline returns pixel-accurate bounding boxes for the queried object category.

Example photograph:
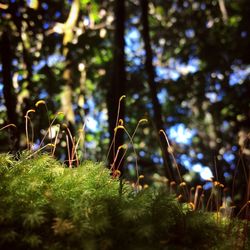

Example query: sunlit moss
[0,153,248,249]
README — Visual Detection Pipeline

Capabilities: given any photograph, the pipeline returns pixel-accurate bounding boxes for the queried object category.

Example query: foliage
[0,0,250,194]
[0,153,248,249]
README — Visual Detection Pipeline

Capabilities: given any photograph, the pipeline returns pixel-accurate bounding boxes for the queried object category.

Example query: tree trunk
[61,0,80,126]
[107,0,126,174]
[58,0,80,165]
[140,0,174,180]
[0,31,19,150]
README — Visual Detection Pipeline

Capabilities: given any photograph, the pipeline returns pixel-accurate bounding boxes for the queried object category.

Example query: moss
[0,153,248,249]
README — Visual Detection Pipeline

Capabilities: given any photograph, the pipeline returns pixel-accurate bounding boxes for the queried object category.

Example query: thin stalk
[0,123,16,131]
[71,123,86,167]
[106,95,126,162]
[115,125,139,181]
[39,112,64,148]
[52,124,60,157]
[25,109,35,150]
[159,129,182,183]
[35,100,53,151]
[63,125,75,167]
[194,185,202,210]
[116,119,147,179]
[25,115,30,150]
[26,143,55,160]
[160,129,189,198]
[110,144,127,173]
[236,201,250,217]
[65,134,72,168]
[198,192,205,211]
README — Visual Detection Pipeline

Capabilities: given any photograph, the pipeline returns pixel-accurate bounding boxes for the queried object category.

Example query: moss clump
[0,153,247,249]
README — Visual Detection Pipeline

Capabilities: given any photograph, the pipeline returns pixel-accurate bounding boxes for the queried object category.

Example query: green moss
[0,153,248,249]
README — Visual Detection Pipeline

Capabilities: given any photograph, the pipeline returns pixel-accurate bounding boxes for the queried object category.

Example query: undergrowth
[0,153,248,250]
[0,99,249,249]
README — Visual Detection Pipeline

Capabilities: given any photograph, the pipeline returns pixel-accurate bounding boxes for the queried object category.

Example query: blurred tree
[107,0,126,173]
[145,0,250,204]
[61,0,80,126]
[0,0,250,207]
[0,30,19,150]
[140,0,174,180]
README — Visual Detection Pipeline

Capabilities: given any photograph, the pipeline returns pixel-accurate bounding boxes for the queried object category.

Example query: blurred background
[0,0,250,207]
